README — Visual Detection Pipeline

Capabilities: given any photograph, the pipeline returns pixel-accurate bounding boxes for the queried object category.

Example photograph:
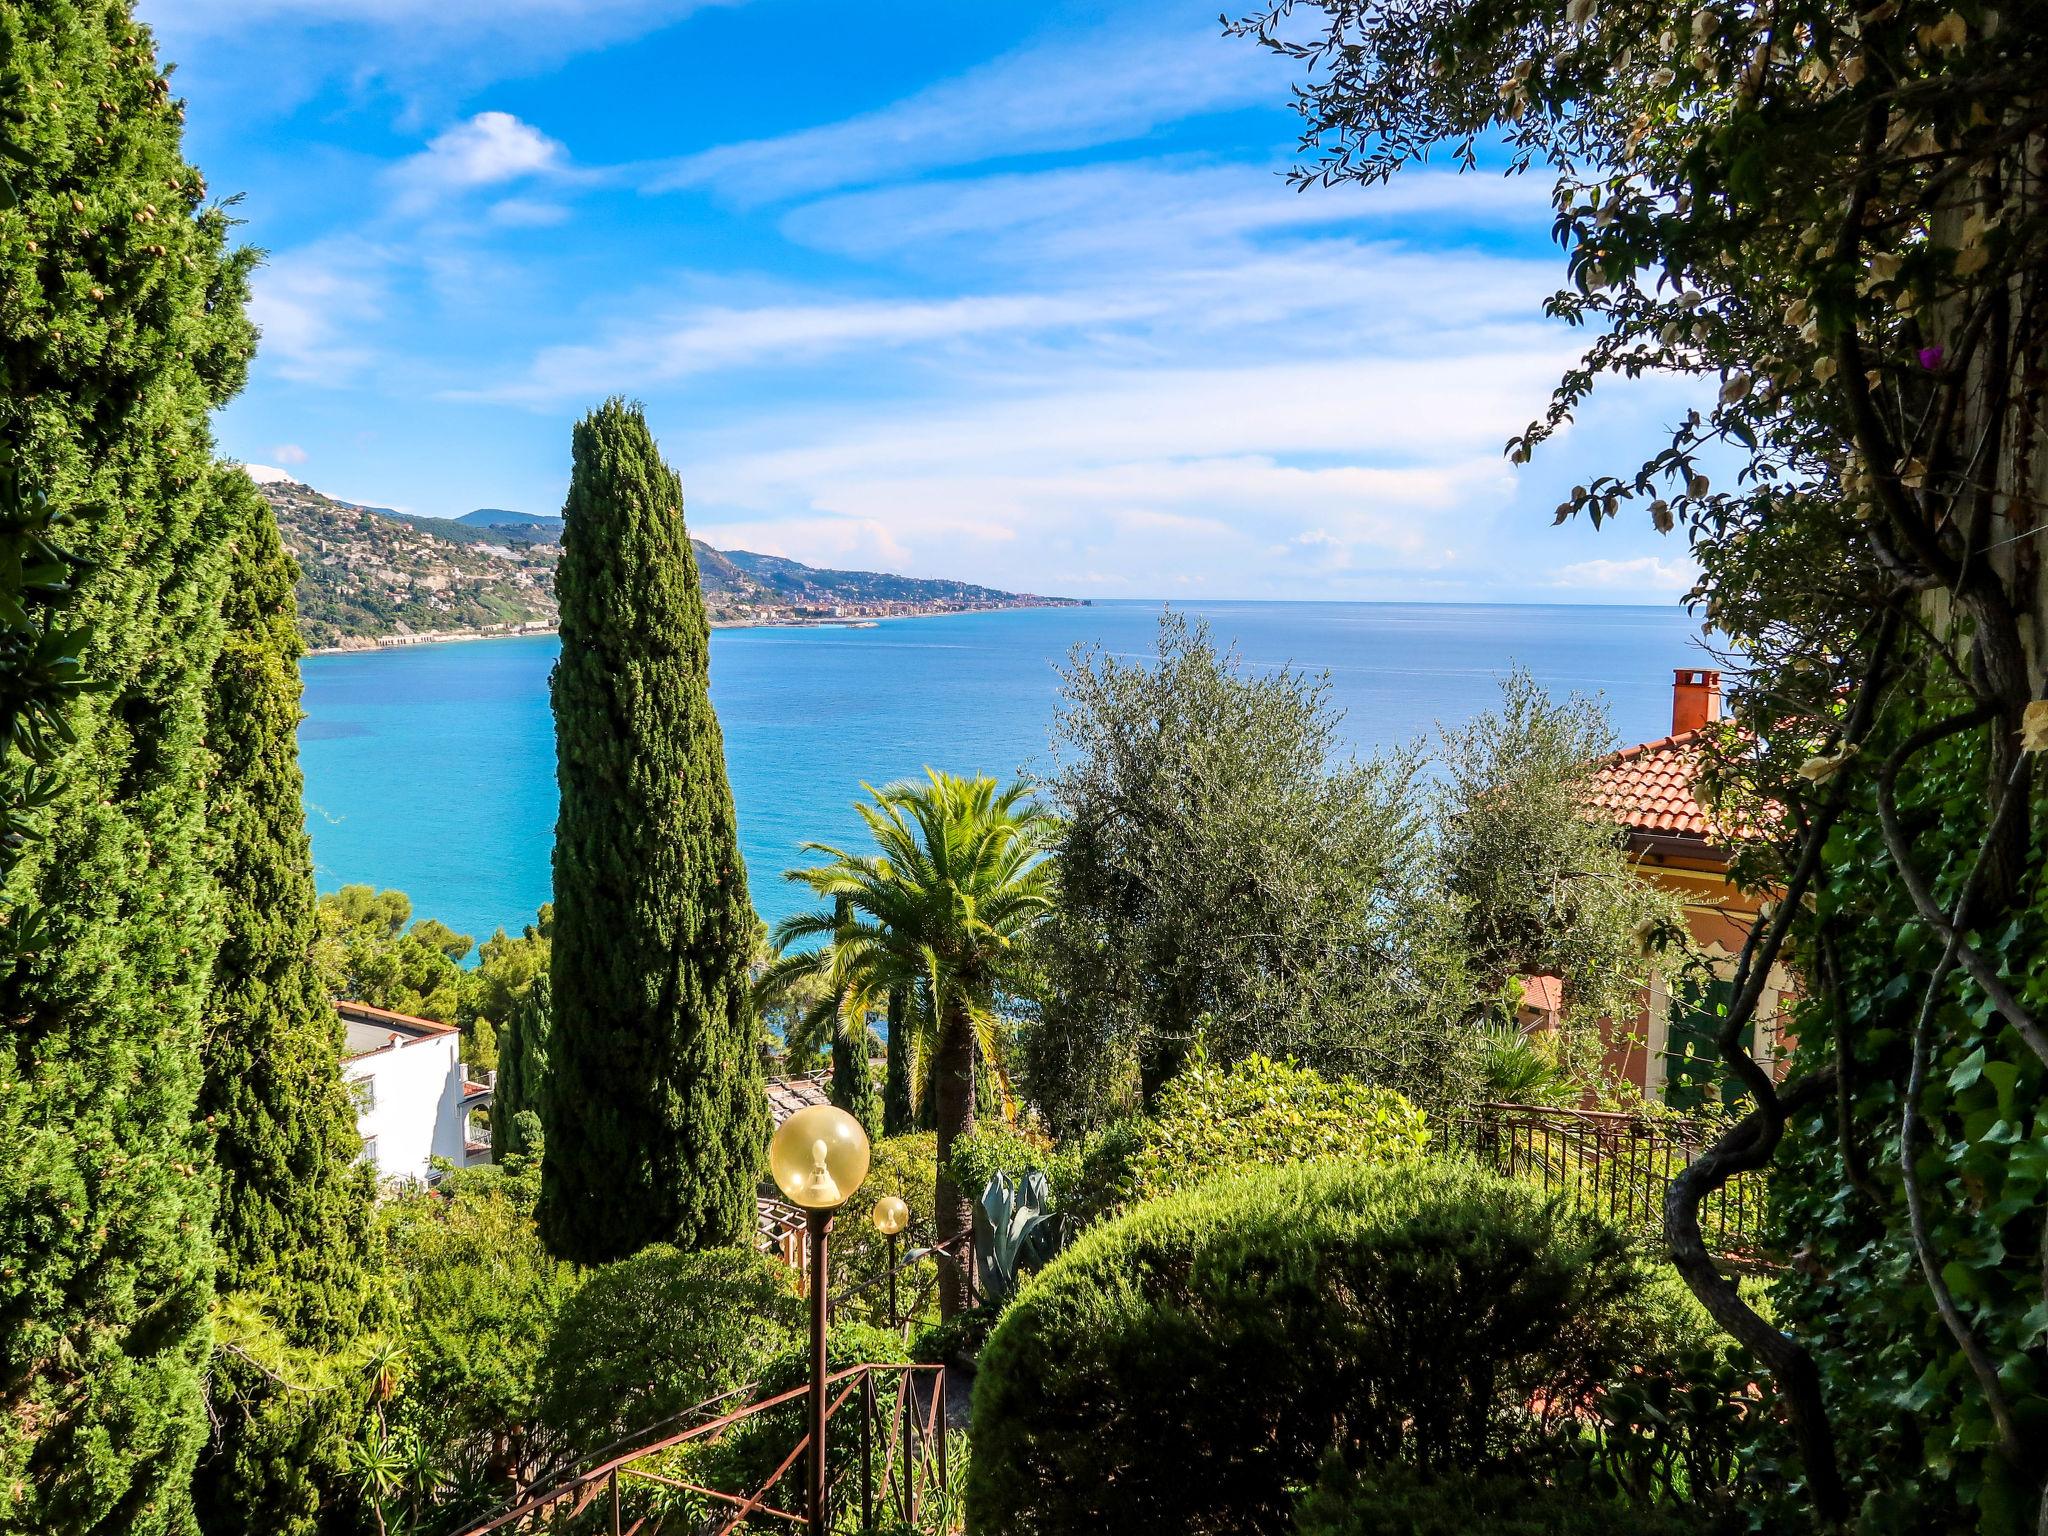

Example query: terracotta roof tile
[1587,728,1721,842]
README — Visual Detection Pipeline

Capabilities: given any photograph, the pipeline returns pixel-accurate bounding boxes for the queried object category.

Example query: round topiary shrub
[965,1158,1674,1536]
[1291,1461,1710,1536]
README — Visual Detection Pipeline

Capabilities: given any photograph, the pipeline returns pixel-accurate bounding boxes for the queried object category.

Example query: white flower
[1691,8,1719,44]
[1650,500,1675,532]
[1650,66,1677,87]
[1719,373,1753,405]
[1798,746,1857,783]
[2020,700,2048,755]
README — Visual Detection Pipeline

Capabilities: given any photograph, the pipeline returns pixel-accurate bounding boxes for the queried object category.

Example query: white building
[341,1001,492,1184]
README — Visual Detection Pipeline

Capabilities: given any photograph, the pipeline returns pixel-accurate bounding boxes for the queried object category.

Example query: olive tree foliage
[1230,0,2046,1522]
[1026,611,1471,1131]
[1436,669,1680,1048]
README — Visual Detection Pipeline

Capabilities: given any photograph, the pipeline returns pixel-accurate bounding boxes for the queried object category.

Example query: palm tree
[773,771,1055,1317]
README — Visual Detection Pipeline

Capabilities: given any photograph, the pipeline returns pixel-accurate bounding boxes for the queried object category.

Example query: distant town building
[341,1001,492,1183]
[1585,669,1790,1104]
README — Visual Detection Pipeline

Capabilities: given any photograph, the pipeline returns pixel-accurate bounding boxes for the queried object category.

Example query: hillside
[257,477,1077,650]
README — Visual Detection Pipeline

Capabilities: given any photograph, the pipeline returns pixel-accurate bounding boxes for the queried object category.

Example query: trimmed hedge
[966,1158,1677,1536]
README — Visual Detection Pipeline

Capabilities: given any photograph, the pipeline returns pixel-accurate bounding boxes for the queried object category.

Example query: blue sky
[141,0,1705,604]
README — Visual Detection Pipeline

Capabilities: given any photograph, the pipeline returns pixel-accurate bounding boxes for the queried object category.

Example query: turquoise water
[299,600,1705,944]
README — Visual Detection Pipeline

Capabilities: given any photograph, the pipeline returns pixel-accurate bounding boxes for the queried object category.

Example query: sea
[298,600,1707,945]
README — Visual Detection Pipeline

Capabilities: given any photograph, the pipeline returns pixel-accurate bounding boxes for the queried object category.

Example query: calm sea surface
[298,600,1705,943]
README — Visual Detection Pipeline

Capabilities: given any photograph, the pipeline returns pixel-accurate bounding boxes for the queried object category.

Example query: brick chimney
[1671,668,1722,736]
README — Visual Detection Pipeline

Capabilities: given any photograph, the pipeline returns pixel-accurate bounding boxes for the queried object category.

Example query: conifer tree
[497,971,553,1161]
[540,400,764,1263]
[191,470,377,1536]
[0,5,258,1529]
[883,989,914,1137]
[199,468,374,1321]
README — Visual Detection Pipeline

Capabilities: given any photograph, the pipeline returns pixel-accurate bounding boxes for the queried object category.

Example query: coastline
[302,599,1083,657]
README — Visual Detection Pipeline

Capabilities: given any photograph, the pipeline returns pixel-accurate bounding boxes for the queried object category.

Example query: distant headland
[251,472,1082,652]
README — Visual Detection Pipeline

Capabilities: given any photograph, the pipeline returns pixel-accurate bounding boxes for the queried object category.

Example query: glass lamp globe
[871,1194,910,1237]
[769,1104,871,1211]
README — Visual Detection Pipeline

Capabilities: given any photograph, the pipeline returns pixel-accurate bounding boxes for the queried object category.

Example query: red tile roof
[1587,728,1719,841]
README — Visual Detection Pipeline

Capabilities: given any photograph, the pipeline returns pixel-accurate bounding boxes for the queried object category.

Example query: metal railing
[455,1362,950,1536]
[1440,1102,1768,1263]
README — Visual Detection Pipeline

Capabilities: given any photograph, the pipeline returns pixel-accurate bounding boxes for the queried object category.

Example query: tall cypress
[0,5,257,1530]
[198,468,373,1320]
[191,470,376,1536]
[828,899,881,1140]
[883,988,914,1136]
[496,971,552,1161]
[539,400,764,1263]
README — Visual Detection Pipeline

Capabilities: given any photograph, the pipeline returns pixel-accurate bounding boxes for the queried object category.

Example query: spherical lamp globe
[871,1194,910,1237]
[770,1104,871,1212]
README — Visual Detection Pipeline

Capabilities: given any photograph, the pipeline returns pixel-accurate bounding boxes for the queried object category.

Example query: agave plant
[972,1170,1071,1311]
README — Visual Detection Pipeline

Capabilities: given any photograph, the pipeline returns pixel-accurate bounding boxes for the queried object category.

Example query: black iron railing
[1442,1102,1768,1263]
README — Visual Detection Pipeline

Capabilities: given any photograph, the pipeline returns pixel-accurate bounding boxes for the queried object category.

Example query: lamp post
[870,1195,910,1333]
[769,1104,872,1536]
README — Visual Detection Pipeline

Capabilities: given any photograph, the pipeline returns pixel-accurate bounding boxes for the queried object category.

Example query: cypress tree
[539,399,764,1263]
[883,988,914,1136]
[190,470,376,1536]
[198,468,373,1323]
[0,5,258,1530]
[497,971,552,1161]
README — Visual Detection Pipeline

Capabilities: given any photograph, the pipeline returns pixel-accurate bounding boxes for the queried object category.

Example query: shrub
[1291,1462,1711,1536]
[538,1245,804,1456]
[945,1123,1068,1204]
[830,1133,941,1330]
[966,1158,1675,1536]
[692,1322,916,1526]
[1125,1054,1428,1206]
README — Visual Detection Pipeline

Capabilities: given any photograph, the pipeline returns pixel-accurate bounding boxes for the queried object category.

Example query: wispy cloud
[654,24,1284,205]
[247,241,391,383]
[386,112,569,216]
[1548,555,1699,592]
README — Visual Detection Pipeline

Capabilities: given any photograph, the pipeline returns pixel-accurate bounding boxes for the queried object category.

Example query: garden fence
[1441,1102,1769,1264]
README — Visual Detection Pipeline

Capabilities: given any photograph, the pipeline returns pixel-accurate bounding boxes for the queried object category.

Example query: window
[359,1135,379,1166]
[349,1077,375,1114]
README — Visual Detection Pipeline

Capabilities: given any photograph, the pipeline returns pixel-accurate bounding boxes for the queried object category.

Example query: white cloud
[243,463,297,485]
[271,443,310,465]
[390,113,566,210]
[1548,555,1699,593]
[247,242,390,383]
[655,24,1284,205]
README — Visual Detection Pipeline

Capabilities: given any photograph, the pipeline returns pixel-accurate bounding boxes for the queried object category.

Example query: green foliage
[0,2,259,1528]
[375,1157,580,1510]
[460,905,551,1069]
[495,972,552,1161]
[883,987,915,1135]
[966,1159,1691,1535]
[1772,712,2048,1532]
[542,398,764,1263]
[775,770,1056,1317]
[1291,1462,1710,1536]
[1030,611,1467,1127]
[1474,1026,1579,1110]
[694,1321,914,1527]
[944,1123,1072,1209]
[1121,1053,1428,1210]
[538,1245,802,1458]
[1435,671,1679,1047]
[199,469,376,1320]
[312,884,469,1024]
[828,1132,940,1331]
[192,469,379,1535]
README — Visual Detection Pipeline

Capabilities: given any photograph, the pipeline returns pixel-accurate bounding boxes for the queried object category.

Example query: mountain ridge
[256,476,1078,650]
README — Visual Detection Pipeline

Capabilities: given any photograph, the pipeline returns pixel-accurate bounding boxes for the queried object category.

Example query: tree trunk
[932,997,978,1319]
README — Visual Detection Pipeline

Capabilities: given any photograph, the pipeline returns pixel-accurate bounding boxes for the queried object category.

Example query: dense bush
[1115,1054,1428,1211]
[538,1245,803,1457]
[1291,1462,1709,1536]
[966,1158,1700,1535]
[830,1133,941,1329]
